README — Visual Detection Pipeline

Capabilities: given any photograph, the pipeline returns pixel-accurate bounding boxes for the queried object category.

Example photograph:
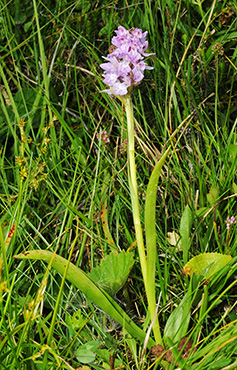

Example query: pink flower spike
[100,26,154,97]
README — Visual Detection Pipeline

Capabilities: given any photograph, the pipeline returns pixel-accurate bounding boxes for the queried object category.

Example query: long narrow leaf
[14,250,155,348]
[145,146,171,344]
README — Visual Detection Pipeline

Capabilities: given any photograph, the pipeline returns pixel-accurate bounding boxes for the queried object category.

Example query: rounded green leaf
[88,250,134,295]
[183,253,232,280]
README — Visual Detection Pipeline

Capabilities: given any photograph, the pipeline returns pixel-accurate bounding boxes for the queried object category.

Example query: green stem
[124,94,168,345]
[124,94,162,344]
[124,96,147,284]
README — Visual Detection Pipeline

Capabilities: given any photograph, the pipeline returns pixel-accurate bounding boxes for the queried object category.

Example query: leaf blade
[14,250,155,347]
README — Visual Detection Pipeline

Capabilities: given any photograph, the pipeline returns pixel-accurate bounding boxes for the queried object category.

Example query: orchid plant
[14,26,234,368]
[100,25,168,344]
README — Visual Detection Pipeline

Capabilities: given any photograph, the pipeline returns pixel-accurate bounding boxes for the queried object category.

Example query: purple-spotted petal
[132,69,144,83]
[104,73,118,86]
[112,82,129,96]
[117,61,131,77]
[114,26,130,38]
[100,88,113,95]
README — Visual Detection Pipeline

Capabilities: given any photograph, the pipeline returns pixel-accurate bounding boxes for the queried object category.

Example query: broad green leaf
[180,205,193,262]
[14,250,155,348]
[88,250,134,296]
[75,341,99,363]
[183,253,232,280]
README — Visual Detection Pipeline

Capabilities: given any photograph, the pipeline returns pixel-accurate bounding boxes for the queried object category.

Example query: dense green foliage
[0,0,236,369]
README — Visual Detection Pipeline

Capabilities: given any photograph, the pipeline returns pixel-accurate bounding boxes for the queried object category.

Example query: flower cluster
[96,130,110,145]
[212,42,224,56]
[119,138,127,155]
[100,26,154,96]
[225,216,236,230]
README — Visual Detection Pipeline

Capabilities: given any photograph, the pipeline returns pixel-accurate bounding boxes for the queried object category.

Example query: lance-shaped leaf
[145,146,171,344]
[14,250,155,348]
[163,282,193,344]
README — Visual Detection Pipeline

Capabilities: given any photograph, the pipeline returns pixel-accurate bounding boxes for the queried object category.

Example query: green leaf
[183,253,232,280]
[232,182,237,194]
[228,144,237,164]
[75,341,99,363]
[88,250,134,296]
[145,146,171,344]
[96,349,122,369]
[24,21,32,33]
[164,283,192,344]
[207,358,233,370]
[14,250,155,348]
[180,205,193,262]
[65,309,86,331]
[207,186,219,205]
[195,206,209,217]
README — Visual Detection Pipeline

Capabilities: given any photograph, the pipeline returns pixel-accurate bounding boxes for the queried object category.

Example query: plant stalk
[124,95,147,283]
[124,95,162,344]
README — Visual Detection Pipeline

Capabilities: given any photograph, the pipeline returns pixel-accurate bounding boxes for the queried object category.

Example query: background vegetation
[0,0,236,369]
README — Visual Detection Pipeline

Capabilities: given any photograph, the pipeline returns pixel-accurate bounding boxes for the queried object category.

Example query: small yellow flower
[41,126,48,135]
[20,167,28,178]
[15,156,24,166]
[18,118,25,127]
